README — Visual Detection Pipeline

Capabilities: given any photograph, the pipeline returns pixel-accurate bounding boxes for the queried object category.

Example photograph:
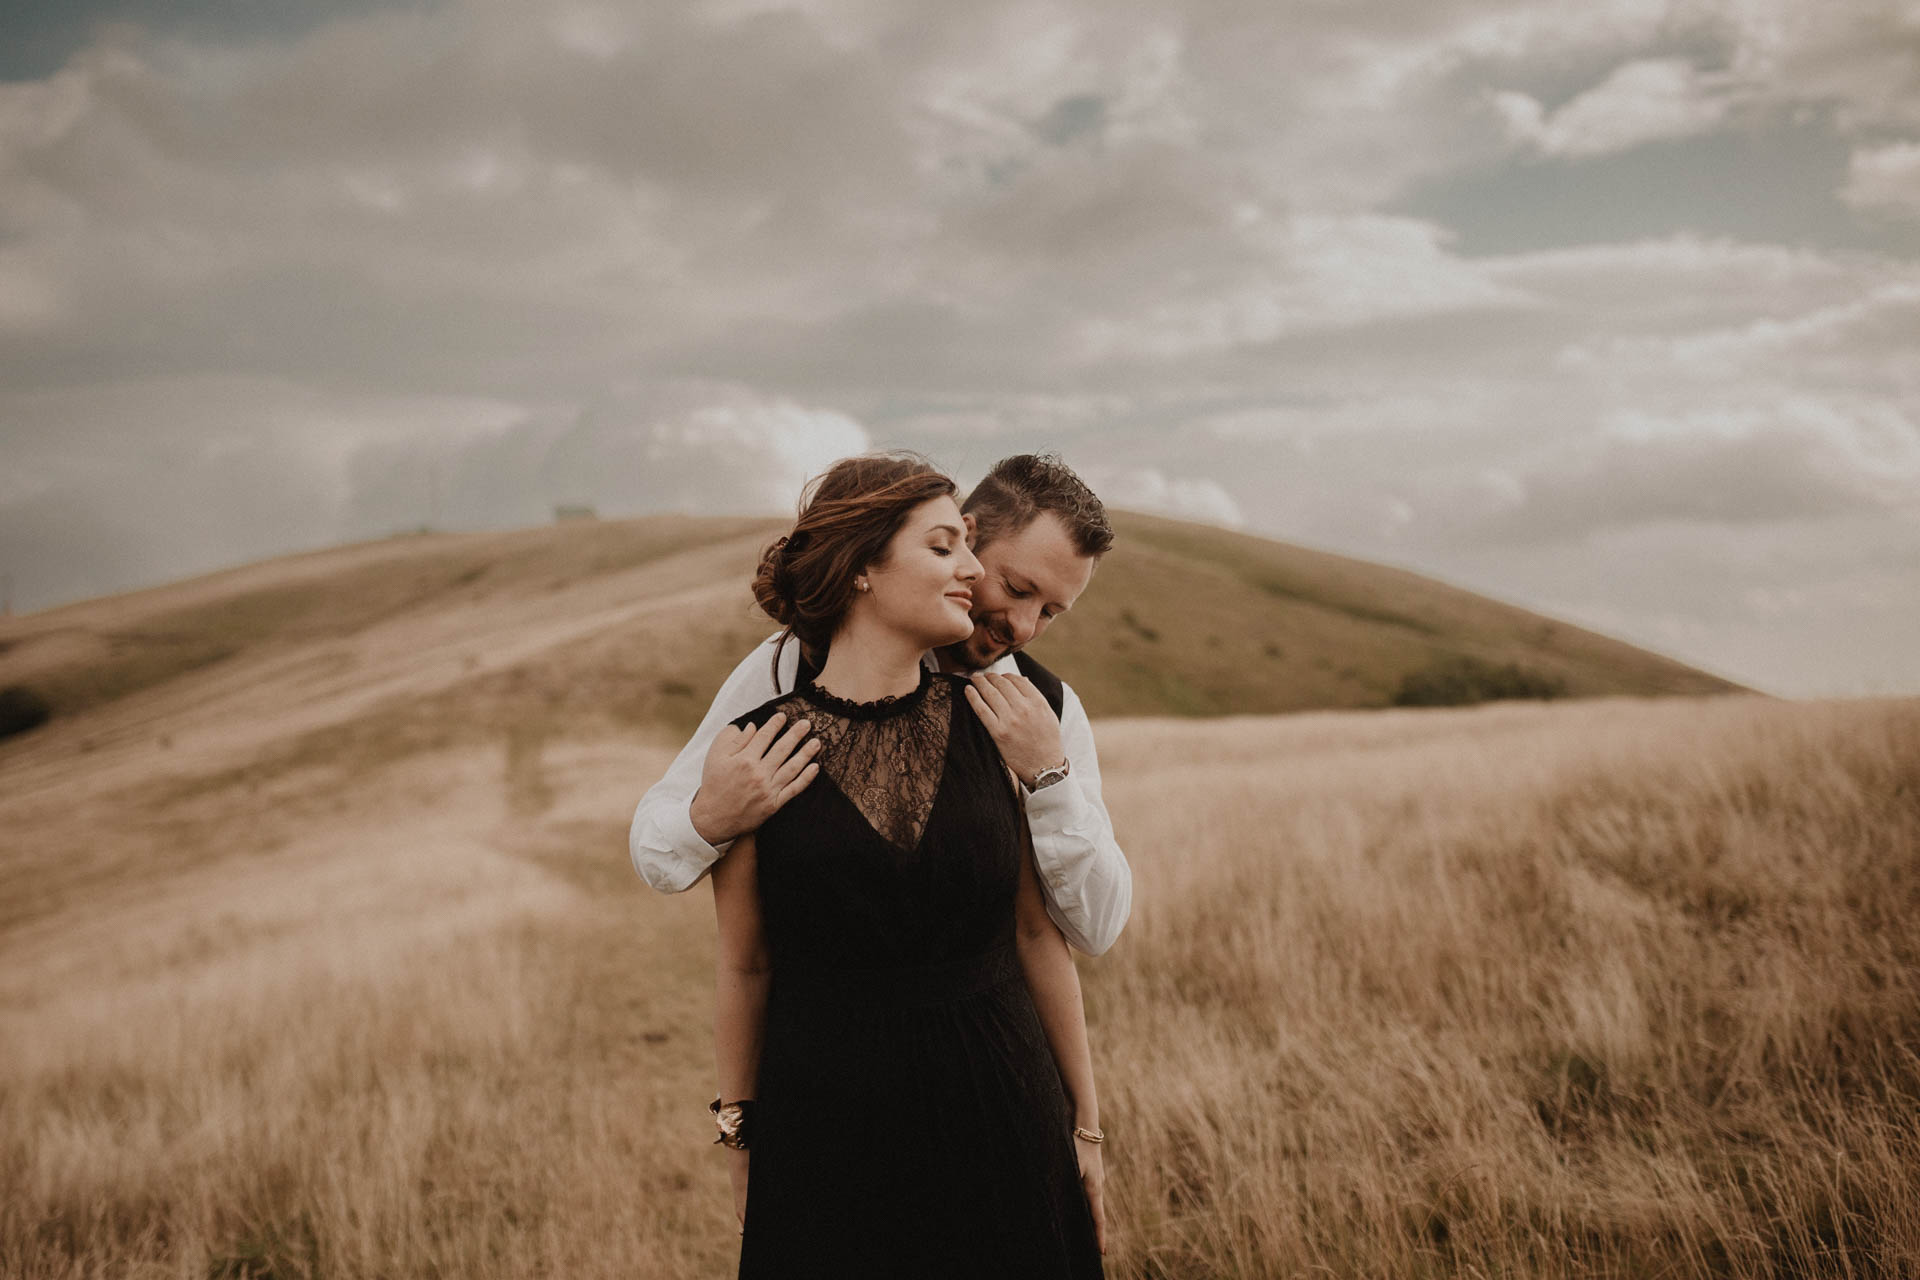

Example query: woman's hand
[1073,1133,1107,1255]
[728,1149,750,1232]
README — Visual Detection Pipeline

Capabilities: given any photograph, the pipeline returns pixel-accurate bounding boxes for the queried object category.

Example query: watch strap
[1027,759,1071,792]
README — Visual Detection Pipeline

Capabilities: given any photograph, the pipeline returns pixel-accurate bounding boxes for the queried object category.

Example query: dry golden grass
[3,737,747,1279]
[5,689,1917,1278]
[1091,693,1920,1277]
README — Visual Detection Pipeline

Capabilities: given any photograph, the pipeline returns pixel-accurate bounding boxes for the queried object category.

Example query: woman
[709,453,1108,1278]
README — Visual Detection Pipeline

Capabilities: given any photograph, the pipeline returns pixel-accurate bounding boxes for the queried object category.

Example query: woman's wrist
[710,1096,756,1150]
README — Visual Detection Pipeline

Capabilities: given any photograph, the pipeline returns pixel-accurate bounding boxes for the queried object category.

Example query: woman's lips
[945,590,973,605]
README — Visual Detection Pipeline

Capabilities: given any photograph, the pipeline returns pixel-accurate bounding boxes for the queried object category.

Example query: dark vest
[1012,650,1066,720]
[791,643,1066,721]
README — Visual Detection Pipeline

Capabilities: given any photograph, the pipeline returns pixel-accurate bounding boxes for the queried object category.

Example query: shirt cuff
[1023,777,1094,883]
[1024,770,1088,828]
[660,799,730,890]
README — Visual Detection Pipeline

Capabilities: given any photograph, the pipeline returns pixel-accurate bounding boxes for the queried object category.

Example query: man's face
[943,511,1097,670]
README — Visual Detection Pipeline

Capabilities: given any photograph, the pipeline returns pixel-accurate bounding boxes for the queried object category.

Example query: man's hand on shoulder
[965,672,1066,788]
[690,712,822,846]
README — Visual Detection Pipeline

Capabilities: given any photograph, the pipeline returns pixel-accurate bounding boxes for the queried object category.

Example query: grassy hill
[1034,512,1738,714]
[5,509,1916,1280]
[0,510,1740,759]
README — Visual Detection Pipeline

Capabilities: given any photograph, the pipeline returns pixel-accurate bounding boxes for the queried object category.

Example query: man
[629,453,1130,956]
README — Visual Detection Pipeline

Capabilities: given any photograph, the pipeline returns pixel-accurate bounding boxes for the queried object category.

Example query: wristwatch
[1026,759,1071,792]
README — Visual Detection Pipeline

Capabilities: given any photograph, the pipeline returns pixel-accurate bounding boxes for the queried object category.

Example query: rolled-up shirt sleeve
[629,634,796,893]
[1022,680,1132,956]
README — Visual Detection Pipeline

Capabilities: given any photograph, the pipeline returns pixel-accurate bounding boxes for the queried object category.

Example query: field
[7,685,1918,1278]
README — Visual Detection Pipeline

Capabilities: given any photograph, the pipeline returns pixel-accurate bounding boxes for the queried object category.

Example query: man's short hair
[962,453,1115,558]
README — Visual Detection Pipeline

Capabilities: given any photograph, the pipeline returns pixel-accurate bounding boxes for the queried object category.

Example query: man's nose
[1007,601,1041,645]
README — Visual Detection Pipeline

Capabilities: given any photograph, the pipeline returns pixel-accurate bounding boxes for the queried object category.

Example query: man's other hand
[964,672,1065,787]
[689,712,822,846]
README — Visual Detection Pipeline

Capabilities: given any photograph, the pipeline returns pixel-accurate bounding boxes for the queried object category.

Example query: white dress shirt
[628,633,1132,956]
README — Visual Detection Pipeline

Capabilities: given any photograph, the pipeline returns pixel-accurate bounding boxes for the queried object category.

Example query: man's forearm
[1028,782,1132,956]
[1025,686,1132,955]
[631,776,725,893]
[629,635,794,893]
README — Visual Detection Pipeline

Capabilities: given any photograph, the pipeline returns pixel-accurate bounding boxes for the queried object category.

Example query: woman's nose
[956,547,982,582]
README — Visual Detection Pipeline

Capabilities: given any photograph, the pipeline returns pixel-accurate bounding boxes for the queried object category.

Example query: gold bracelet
[1072,1125,1105,1144]
[710,1096,754,1151]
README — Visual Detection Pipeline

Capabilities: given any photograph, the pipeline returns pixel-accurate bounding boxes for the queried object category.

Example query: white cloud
[1071,212,1526,360]
[1483,235,1907,348]
[1429,512,1920,696]
[1494,58,1738,158]
[1090,466,1246,528]
[0,375,474,609]
[1197,389,1512,449]
[1609,399,1920,502]
[0,376,872,611]
[1415,397,1920,550]
[1716,0,1920,132]
[550,5,635,62]
[1448,0,1674,64]
[1843,141,1920,218]
[647,400,874,512]
[343,385,875,537]
[1556,281,1920,382]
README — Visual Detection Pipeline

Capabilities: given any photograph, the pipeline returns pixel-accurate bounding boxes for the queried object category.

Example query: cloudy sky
[3,0,1917,696]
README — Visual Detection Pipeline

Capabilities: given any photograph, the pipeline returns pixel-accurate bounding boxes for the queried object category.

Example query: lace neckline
[800,665,935,721]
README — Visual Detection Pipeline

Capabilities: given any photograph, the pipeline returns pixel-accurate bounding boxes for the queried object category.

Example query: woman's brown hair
[752,452,959,686]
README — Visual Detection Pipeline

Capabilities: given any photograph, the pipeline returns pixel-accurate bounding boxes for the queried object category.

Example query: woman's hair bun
[751,534,800,626]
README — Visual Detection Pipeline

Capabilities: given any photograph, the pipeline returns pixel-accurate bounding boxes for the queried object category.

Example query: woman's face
[861,495,982,649]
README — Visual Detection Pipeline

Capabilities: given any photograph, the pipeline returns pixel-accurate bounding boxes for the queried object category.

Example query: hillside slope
[0,511,1739,766]
[1039,513,1739,714]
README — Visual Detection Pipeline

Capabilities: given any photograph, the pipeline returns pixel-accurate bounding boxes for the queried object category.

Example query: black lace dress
[730,667,1104,1279]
